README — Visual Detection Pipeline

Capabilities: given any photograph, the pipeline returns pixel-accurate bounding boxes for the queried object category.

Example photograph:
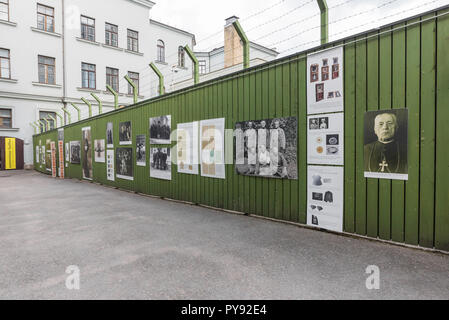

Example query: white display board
[200,118,226,179]
[107,149,115,182]
[307,112,344,165]
[307,165,344,233]
[307,47,344,115]
[177,121,199,175]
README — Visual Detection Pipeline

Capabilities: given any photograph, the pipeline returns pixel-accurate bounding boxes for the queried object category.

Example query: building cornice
[127,0,156,9]
[150,19,196,45]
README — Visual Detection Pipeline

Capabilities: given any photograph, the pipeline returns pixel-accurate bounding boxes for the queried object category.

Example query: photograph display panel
[136,135,146,167]
[200,118,226,179]
[235,117,298,180]
[94,139,106,163]
[150,148,172,180]
[116,147,134,181]
[364,109,408,180]
[307,165,344,233]
[119,122,132,145]
[307,113,344,165]
[106,122,114,148]
[150,115,171,145]
[177,121,199,175]
[307,47,344,114]
[70,141,81,164]
[82,127,93,180]
[107,149,115,182]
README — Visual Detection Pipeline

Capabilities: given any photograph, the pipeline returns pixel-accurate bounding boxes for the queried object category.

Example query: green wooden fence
[33,7,449,252]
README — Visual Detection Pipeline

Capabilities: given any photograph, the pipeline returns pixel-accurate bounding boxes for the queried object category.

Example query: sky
[149,0,449,58]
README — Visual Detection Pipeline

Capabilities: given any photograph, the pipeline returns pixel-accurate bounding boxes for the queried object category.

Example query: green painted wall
[33,8,449,252]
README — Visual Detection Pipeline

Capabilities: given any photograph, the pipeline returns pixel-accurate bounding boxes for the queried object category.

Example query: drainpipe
[91,93,102,115]
[149,62,165,96]
[70,103,81,122]
[81,97,92,118]
[47,115,57,129]
[55,112,64,126]
[184,45,199,85]
[232,20,250,69]
[38,120,45,132]
[106,85,119,109]
[61,107,71,124]
[317,0,328,45]
[124,75,138,104]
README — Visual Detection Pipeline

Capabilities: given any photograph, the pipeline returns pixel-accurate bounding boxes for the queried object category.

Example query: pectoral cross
[379,160,389,172]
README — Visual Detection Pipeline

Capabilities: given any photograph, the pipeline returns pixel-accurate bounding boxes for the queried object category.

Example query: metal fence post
[106,85,119,109]
[124,75,138,104]
[232,20,250,69]
[317,0,329,45]
[81,97,93,118]
[91,93,103,115]
[70,103,81,122]
[62,107,72,124]
[149,62,165,96]
[184,45,199,84]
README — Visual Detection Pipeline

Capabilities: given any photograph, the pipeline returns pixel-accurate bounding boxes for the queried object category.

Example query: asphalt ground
[0,170,448,299]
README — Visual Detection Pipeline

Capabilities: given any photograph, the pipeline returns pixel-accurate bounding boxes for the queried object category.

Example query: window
[38,55,55,84]
[81,62,96,89]
[178,46,185,68]
[157,40,165,62]
[81,15,95,41]
[199,60,207,74]
[37,4,54,32]
[105,23,118,47]
[106,67,119,92]
[127,29,138,52]
[39,111,55,130]
[0,108,12,129]
[128,71,139,95]
[0,48,10,79]
[0,0,9,21]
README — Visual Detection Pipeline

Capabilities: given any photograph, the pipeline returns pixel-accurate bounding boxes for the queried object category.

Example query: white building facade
[0,0,196,167]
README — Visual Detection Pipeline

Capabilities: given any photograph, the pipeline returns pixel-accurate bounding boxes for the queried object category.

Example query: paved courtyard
[0,170,448,300]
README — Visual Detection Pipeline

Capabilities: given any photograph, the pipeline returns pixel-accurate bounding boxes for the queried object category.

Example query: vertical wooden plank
[378,27,392,240]
[274,65,283,220]
[344,38,356,233]
[404,18,421,246]
[298,58,307,224]
[391,22,406,243]
[282,61,291,221]
[366,31,379,238]
[435,9,449,251]
[290,58,299,223]
[355,35,367,235]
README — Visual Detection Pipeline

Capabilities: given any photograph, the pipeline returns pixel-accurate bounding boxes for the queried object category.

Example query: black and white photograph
[70,141,81,164]
[364,109,408,180]
[234,117,297,180]
[136,135,146,167]
[94,139,105,163]
[116,147,133,181]
[82,127,93,180]
[119,121,132,145]
[106,122,114,148]
[150,148,171,180]
[57,128,64,141]
[150,115,171,144]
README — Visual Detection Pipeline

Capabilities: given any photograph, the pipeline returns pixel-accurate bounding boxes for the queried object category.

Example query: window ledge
[77,87,102,93]
[0,78,18,83]
[76,37,100,46]
[32,82,62,88]
[124,49,144,56]
[101,43,124,52]
[154,60,168,65]
[0,128,19,132]
[125,94,144,99]
[175,65,188,70]
[103,90,124,96]
[0,20,17,27]
[30,27,61,38]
